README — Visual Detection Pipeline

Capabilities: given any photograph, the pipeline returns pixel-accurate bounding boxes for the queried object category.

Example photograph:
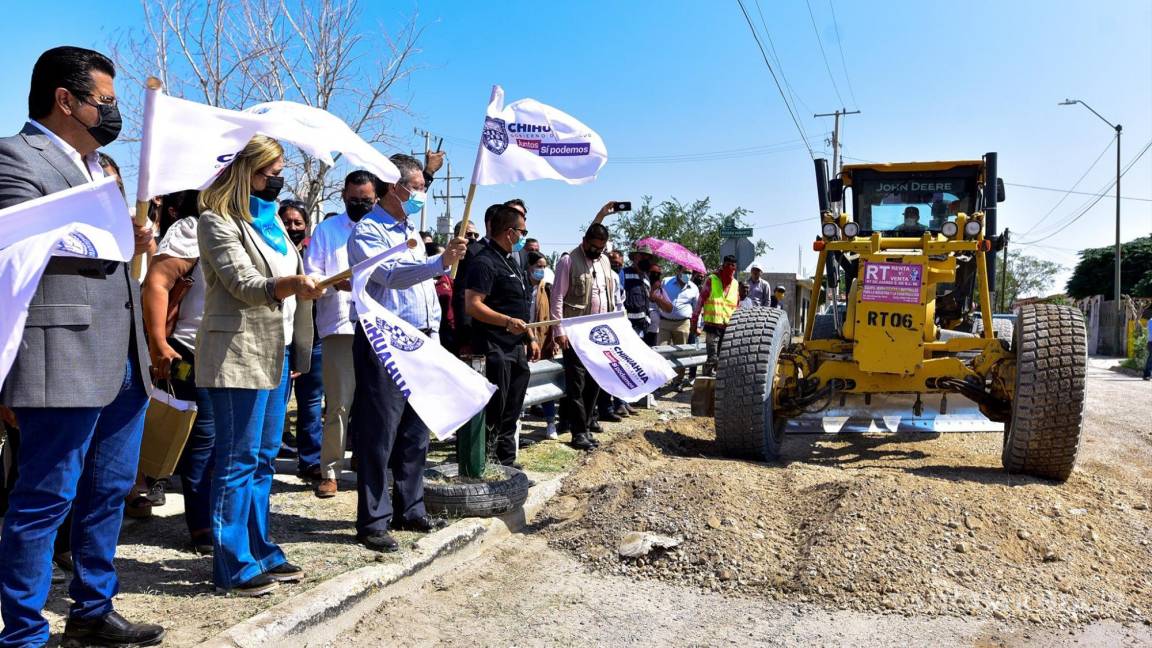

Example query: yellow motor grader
[713,153,1086,480]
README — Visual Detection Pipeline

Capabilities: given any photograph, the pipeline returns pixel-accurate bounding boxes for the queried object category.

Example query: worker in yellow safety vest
[701,254,740,376]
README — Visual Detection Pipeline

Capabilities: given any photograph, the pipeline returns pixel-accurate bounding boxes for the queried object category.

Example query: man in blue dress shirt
[346,154,467,551]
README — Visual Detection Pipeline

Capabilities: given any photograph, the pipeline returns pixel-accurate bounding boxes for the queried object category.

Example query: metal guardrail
[522,343,706,407]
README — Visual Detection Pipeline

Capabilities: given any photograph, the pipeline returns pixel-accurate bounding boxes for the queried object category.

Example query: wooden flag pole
[524,318,561,331]
[130,76,164,278]
[314,238,418,291]
[448,183,477,279]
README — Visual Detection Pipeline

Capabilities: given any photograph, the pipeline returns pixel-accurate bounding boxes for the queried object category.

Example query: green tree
[604,196,767,271]
[998,253,1064,310]
[1065,236,1152,299]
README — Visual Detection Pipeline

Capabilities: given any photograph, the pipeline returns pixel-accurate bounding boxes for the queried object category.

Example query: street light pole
[1060,98,1123,349]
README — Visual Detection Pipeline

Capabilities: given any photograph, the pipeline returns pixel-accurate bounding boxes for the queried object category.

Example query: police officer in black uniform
[463,205,539,467]
[622,244,656,337]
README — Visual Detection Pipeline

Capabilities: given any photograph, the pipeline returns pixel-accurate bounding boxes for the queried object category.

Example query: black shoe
[62,611,166,647]
[145,479,167,507]
[190,532,213,555]
[393,515,448,533]
[277,443,298,459]
[357,532,400,552]
[54,551,75,573]
[267,561,305,582]
[588,420,603,433]
[296,464,322,482]
[598,410,623,423]
[518,437,538,449]
[219,573,279,597]
[51,563,67,585]
[571,434,596,451]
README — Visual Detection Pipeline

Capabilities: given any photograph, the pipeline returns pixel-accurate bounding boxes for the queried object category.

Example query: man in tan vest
[550,223,619,450]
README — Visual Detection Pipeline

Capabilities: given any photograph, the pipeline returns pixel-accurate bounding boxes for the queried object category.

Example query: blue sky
[2,0,1149,293]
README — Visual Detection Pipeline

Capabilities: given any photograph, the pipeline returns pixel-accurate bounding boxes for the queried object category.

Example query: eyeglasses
[79,92,118,107]
[465,232,480,240]
[511,228,529,236]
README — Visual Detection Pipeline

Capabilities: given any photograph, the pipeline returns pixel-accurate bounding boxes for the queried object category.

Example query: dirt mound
[540,418,1152,627]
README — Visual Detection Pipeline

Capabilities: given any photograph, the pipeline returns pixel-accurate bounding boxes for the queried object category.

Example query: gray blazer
[0,122,150,408]
[196,210,313,390]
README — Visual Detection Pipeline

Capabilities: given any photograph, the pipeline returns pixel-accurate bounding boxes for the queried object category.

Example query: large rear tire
[1001,304,1087,481]
[714,307,790,460]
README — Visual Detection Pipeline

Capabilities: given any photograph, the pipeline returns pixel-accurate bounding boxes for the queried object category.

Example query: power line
[735,0,816,159]
[1017,135,1115,237]
[827,0,858,108]
[1005,182,1151,202]
[804,0,846,107]
[1018,138,1152,244]
[754,0,812,119]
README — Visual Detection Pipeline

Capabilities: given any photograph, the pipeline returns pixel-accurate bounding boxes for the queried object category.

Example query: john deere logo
[589,324,619,346]
[482,116,509,155]
[376,318,425,352]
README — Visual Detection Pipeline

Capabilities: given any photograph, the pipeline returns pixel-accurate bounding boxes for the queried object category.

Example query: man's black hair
[526,251,546,266]
[344,169,378,189]
[490,205,523,236]
[483,203,503,227]
[525,237,538,246]
[29,47,116,119]
[584,223,610,241]
[723,254,738,265]
[503,197,527,214]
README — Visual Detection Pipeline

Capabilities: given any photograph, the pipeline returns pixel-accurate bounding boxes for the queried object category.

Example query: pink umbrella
[635,237,707,274]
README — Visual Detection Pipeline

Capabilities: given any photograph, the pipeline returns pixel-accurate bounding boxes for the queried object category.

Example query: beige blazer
[195,210,314,389]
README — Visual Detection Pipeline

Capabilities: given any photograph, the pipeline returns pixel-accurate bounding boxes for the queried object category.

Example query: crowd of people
[0,46,785,647]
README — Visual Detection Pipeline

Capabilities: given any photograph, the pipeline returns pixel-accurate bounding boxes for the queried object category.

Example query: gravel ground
[342,356,1152,646]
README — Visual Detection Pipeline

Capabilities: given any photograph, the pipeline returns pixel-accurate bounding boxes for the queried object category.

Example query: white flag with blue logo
[472,85,607,186]
[0,177,133,387]
[562,311,677,401]
[137,89,399,202]
[350,253,497,439]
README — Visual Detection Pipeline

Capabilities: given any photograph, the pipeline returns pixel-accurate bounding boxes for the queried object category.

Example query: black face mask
[344,198,374,222]
[287,229,306,245]
[253,175,284,202]
[637,258,652,272]
[610,262,623,272]
[72,98,122,147]
[583,245,603,260]
[649,271,662,283]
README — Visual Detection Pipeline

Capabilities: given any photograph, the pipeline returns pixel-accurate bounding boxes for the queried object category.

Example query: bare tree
[111,0,423,220]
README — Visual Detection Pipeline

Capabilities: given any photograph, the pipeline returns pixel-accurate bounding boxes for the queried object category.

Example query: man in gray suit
[0,46,165,647]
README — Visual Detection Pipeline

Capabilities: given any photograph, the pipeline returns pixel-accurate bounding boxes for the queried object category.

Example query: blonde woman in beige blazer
[195,135,322,597]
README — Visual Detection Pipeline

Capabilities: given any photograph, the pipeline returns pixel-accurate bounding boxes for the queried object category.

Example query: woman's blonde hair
[199,135,284,221]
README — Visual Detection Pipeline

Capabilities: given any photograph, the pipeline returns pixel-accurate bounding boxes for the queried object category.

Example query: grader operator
[713,153,1086,481]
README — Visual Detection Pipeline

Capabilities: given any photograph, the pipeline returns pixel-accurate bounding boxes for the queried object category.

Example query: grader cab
[713,153,1087,481]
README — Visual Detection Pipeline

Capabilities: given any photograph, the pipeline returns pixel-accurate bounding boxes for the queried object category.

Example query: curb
[197,475,564,648]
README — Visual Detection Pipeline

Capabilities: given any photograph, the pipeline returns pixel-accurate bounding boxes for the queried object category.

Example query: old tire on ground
[1001,304,1087,481]
[423,463,530,518]
[714,307,790,460]
[811,313,839,340]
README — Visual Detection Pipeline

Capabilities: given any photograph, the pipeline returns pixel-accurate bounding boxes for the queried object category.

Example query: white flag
[137,90,399,202]
[472,85,607,186]
[0,177,132,386]
[350,252,496,439]
[562,311,677,401]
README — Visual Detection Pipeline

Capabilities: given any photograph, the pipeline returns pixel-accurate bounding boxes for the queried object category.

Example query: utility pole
[412,128,432,232]
[1059,99,1123,351]
[1000,228,1010,312]
[814,109,861,214]
[432,160,466,241]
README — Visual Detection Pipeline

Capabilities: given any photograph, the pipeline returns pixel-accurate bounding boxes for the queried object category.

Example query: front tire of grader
[1001,303,1087,481]
[714,307,790,461]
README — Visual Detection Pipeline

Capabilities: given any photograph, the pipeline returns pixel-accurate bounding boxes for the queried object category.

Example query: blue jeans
[1144,342,1152,379]
[0,354,148,647]
[289,339,324,472]
[206,351,291,589]
[541,400,556,423]
[176,387,215,539]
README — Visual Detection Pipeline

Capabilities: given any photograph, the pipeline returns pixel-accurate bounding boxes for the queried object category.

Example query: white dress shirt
[304,212,357,338]
[29,119,104,181]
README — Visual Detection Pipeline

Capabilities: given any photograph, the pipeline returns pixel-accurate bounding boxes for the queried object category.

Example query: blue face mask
[248,196,288,255]
[532,268,546,281]
[402,189,426,216]
[511,234,526,253]
[680,273,692,284]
